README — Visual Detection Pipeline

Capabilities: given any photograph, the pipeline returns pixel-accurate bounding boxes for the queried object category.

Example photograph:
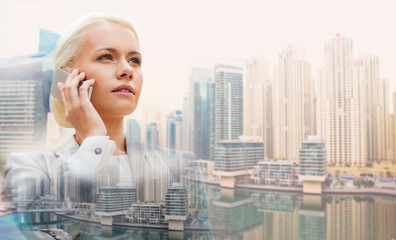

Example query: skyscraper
[166,110,183,150]
[393,92,396,163]
[189,67,212,159]
[146,122,159,149]
[214,64,243,143]
[354,53,388,163]
[126,118,141,143]
[317,35,366,167]
[273,45,313,161]
[244,55,273,159]
[0,59,51,154]
[182,92,190,151]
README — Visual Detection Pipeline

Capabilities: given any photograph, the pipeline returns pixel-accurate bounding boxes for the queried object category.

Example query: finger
[67,72,86,106]
[79,79,95,102]
[64,68,79,86]
[63,68,79,107]
[57,82,69,110]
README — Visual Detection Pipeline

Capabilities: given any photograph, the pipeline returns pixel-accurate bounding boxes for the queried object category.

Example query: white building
[273,45,314,161]
[214,136,264,188]
[354,53,388,163]
[299,136,326,194]
[254,160,295,186]
[244,55,274,159]
[317,35,367,167]
[127,202,165,224]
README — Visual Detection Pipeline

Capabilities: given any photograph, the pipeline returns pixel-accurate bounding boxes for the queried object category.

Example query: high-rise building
[209,82,216,160]
[273,45,313,161]
[393,91,396,162]
[299,136,326,194]
[0,29,63,154]
[214,64,243,143]
[146,122,159,149]
[189,67,212,159]
[387,113,394,162]
[354,53,388,162]
[166,110,183,150]
[214,136,264,188]
[182,92,190,151]
[244,55,274,159]
[0,59,52,155]
[126,119,141,143]
[317,35,366,167]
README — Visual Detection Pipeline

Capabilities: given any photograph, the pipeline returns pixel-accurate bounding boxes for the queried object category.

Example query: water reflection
[207,185,396,240]
[3,185,396,239]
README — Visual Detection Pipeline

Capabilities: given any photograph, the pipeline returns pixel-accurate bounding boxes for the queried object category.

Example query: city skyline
[0,0,395,111]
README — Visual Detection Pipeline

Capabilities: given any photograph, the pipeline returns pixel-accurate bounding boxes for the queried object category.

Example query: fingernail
[57,82,61,87]
[73,68,78,74]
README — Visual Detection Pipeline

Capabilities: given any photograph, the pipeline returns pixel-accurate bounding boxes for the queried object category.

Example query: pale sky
[0,0,395,114]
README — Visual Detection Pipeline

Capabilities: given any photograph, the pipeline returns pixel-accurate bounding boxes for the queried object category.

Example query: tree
[325,178,333,187]
[353,179,362,188]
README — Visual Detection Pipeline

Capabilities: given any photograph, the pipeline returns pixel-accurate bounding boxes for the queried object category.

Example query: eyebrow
[94,48,141,56]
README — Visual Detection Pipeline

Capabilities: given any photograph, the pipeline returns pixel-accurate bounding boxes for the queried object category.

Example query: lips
[111,84,135,95]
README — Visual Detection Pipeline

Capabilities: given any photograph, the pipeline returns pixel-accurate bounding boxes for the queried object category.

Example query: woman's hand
[57,68,107,141]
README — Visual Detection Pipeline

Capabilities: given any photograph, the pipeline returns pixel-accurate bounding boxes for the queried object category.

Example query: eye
[97,54,113,61]
[128,57,141,66]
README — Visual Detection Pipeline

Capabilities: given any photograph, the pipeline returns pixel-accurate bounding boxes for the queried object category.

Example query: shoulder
[3,136,78,175]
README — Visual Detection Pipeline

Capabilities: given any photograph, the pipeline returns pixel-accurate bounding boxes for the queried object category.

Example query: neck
[75,116,126,155]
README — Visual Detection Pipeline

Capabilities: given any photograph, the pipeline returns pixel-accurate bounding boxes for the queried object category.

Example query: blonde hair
[50,12,139,128]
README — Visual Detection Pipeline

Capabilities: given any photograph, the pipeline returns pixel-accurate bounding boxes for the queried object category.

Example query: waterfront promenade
[200,178,396,197]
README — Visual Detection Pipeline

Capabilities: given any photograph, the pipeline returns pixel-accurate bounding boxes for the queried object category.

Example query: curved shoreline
[54,212,212,231]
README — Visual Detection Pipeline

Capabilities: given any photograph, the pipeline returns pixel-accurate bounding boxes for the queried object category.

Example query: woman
[4,13,145,197]
[3,14,206,225]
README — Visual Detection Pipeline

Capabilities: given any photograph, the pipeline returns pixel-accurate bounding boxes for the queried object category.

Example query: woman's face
[74,21,143,119]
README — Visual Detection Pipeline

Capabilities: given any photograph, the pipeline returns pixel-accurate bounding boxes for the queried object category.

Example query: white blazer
[4,134,204,208]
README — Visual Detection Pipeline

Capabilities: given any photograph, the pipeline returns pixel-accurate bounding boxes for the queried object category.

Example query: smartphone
[51,68,93,101]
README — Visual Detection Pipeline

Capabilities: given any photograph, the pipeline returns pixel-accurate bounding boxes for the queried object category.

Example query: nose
[117,59,134,81]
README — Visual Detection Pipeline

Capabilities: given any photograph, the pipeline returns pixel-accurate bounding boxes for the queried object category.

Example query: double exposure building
[299,136,326,194]
[95,186,137,225]
[214,136,264,188]
[164,183,188,231]
[254,160,295,186]
[127,203,165,224]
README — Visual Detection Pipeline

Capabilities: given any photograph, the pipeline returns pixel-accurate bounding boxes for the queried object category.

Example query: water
[2,185,396,240]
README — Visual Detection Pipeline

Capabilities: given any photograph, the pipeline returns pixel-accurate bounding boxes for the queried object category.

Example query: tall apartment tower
[188,68,212,159]
[126,119,141,143]
[394,92,396,163]
[355,53,388,163]
[244,55,273,159]
[273,45,313,161]
[209,82,216,160]
[166,110,183,150]
[146,122,159,149]
[317,35,366,167]
[214,64,243,143]
[182,92,190,151]
[0,59,51,155]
